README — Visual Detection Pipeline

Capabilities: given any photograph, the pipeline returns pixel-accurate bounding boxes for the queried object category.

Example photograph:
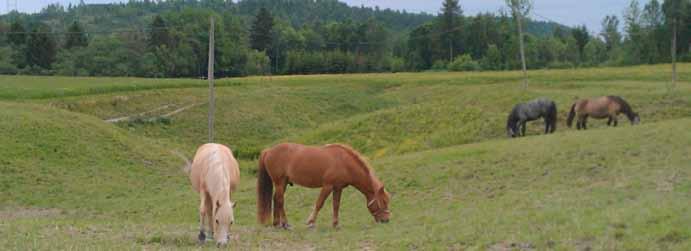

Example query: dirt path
[105,103,200,123]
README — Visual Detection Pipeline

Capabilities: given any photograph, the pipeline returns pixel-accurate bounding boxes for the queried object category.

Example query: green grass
[28,64,691,158]
[0,64,690,250]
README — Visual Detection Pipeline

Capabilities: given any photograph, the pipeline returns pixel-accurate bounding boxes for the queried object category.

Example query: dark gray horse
[507,98,557,137]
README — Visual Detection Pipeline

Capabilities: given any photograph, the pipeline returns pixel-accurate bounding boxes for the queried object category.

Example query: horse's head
[631,113,641,125]
[506,126,517,138]
[367,186,391,223]
[213,200,236,247]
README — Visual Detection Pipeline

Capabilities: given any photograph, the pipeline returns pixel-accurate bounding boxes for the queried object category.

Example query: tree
[623,0,644,65]
[505,0,533,89]
[8,20,26,47]
[148,15,170,48]
[65,21,88,49]
[440,0,463,62]
[571,25,590,61]
[25,23,57,69]
[250,7,274,52]
[663,0,688,90]
[642,0,665,63]
[583,39,608,66]
[600,15,622,51]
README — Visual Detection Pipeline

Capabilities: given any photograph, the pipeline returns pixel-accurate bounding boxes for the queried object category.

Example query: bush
[546,61,574,69]
[390,57,406,73]
[429,60,448,71]
[448,54,481,72]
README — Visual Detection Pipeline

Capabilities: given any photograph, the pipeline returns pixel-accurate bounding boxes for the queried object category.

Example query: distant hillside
[1,0,564,36]
[0,0,593,78]
[1,0,433,33]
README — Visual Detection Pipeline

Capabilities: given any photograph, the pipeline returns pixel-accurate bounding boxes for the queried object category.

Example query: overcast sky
[5,0,646,33]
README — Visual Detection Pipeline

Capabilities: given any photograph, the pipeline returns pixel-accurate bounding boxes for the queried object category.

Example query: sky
[4,0,647,33]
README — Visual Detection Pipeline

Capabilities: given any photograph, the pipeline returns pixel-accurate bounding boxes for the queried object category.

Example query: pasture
[1,64,690,250]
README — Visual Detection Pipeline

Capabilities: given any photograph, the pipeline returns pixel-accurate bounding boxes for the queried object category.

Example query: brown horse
[181,143,240,247]
[567,96,640,130]
[257,143,390,229]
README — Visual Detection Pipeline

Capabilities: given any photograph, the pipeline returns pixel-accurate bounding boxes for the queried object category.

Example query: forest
[0,0,689,78]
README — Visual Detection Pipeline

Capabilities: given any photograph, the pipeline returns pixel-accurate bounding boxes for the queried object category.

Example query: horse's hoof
[307,223,315,229]
[282,223,292,230]
[198,231,206,244]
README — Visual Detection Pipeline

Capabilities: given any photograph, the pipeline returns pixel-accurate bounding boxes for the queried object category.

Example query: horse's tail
[256,150,273,225]
[548,101,558,131]
[566,103,577,128]
[172,151,192,175]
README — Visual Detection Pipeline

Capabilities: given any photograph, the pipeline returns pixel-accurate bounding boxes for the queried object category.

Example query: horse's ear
[231,201,237,209]
[378,186,385,196]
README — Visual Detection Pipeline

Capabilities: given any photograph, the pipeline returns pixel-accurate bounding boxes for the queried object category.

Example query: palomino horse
[182,143,239,246]
[506,98,558,137]
[567,96,640,130]
[257,143,390,229]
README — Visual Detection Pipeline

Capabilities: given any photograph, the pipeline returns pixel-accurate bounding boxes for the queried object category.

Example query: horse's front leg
[521,121,527,136]
[306,185,333,228]
[613,116,619,127]
[198,192,208,243]
[332,187,343,228]
[607,117,613,126]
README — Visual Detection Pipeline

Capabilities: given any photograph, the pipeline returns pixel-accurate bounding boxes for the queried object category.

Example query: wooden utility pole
[671,18,677,91]
[516,6,528,90]
[506,0,532,90]
[207,16,215,143]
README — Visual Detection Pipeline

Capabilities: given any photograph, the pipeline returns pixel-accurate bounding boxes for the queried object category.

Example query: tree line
[0,0,689,78]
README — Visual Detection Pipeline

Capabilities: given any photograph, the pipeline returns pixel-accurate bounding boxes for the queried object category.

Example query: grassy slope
[28,64,691,158]
[0,101,688,250]
[0,64,690,249]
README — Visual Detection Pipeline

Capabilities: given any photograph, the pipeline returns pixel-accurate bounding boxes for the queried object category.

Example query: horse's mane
[325,144,377,183]
[506,105,519,129]
[607,96,634,117]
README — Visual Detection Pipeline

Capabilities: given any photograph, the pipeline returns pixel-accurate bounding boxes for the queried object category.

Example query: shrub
[390,57,406,73]
[429,60,448,71]
[448,54,481,72]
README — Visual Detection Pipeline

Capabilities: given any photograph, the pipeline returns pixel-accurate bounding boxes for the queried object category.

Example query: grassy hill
[0,64,689,249]
[26,64,691,158]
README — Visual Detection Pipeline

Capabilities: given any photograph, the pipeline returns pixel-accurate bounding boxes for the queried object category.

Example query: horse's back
[190,143,239,193]
[263,143,352,188]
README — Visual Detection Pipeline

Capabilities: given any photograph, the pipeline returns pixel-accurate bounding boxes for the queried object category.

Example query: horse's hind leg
[273,181,290,229]
[306,185,334,228]
[607,117,613,126]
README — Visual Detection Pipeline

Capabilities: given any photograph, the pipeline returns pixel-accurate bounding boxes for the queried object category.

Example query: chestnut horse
[181,143,239,246]
[257,143,390,229]
[567,96,640,130]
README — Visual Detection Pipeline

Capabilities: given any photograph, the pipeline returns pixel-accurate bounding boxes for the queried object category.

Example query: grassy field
[0,64,689,250]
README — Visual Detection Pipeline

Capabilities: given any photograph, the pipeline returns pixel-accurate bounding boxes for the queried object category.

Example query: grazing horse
[257,143,390,229]
[506,98,558,137]
[567,96,640,130]
[181,143,239,246]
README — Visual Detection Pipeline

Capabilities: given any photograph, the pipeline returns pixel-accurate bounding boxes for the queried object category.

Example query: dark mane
[608,96,636,120]
[506,105,519,129]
